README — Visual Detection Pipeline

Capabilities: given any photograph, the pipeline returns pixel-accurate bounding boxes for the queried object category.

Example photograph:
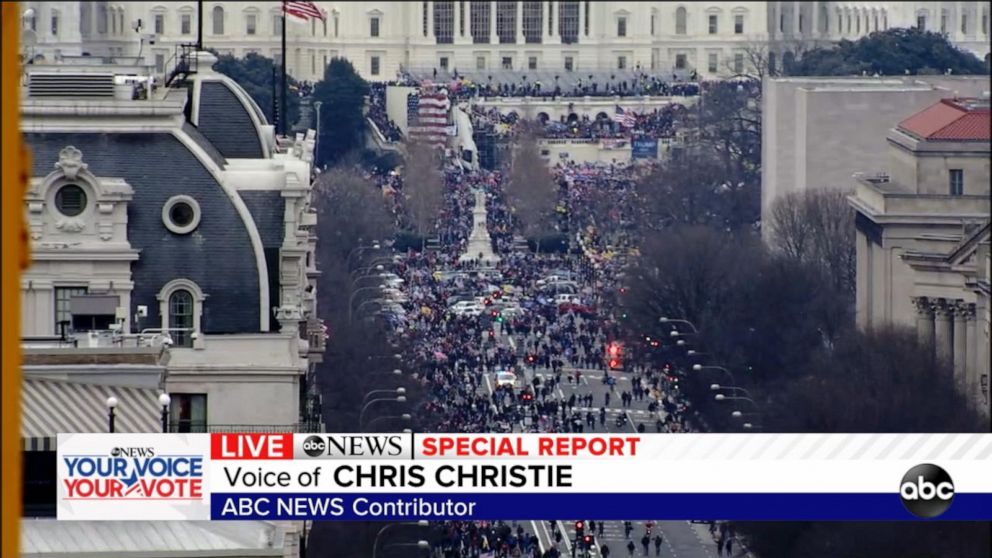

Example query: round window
[55,184,87,216]
[162,195,201,234]
[169,202,195,228]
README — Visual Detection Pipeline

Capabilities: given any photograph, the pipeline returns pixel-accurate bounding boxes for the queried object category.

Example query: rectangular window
[435,2,454,43]
[618,16,627,37]
[548,1,554,35]
[949,169,964,195]
[273,14,283,36]
[246,14,256,35]
[322,19,327,36]
[334,14,339,37]
[708,14,718,34]
[617,56,626,70]
[940,13,946,32]
[559,1,579,44]
[650,14,655,35]
[371,56,381,76]
[54,287,87,335]
[440,56,449,70]
[528,56,538,70]
[708,52,718,73]
[961,14,967,34]
[311,18,315,36]
[476,55,486,70]
[459,1,465,35]
[155,53,165,73]
[51,14,59,36]
[496,2,516,44]
[423,2,428,36]
[371,16,380,37]
[675,53,687,69]
[154,14,164,34]
[169,394,207,433]
[918,15,926,30]
[180,14,191,35]
[734,52,744,74]
[311,52,315,74]
[502,56,513,69]
[734,14,744,34]
[799,14,804,32]
[323,53,328,68]
[984,11,988,35]
[564,56,574,71]
[470,1,491,43]
[523,2,543,43]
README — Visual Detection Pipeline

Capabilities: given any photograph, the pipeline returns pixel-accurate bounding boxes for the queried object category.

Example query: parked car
[449,301,484,317]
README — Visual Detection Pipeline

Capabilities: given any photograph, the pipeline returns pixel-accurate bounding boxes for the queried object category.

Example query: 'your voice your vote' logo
[63,446,205,500]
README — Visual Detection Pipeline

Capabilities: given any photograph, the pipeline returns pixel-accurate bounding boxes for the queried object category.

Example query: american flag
[407,91,450,146]
[612,105,636,128]
[282,1,327,21]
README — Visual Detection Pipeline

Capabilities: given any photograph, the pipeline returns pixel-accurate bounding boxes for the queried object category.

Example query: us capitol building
[18,1,991,81]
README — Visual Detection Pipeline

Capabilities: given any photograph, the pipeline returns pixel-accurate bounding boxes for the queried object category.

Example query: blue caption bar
[211,493,992,521]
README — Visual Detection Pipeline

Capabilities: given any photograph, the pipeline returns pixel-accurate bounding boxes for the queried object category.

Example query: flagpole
[281,0,288,136]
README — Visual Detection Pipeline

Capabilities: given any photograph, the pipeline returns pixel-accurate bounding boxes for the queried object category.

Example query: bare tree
[767,189,856,294]
[401,141,443,246]
[506,127,557,245]
[312,164,396,264]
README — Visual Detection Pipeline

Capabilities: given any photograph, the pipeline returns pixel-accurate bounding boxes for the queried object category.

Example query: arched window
[158,279,205,347]
[169,290,194,346]
[675,6,687,35]
[212,5,224,35]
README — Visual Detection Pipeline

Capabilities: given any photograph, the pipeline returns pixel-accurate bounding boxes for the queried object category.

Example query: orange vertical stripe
[2,2,26,554]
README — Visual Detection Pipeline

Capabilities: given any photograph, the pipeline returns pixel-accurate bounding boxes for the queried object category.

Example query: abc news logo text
[900,464,954,518]
[301,435,408,458]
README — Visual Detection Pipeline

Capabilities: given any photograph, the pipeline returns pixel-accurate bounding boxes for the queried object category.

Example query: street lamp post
[372,522,430,558]
[351,265,385,290]
[713,393,761,412]
[692,364,737,386]
[362,387,406,405]
[347,243,382,269]
[358,396,407,430]
[158,393,171,433]
[710,384,752,398]
[364,413,412,432]
[659,317,698,333]
[106,396,118,433]
[348,285,387,322]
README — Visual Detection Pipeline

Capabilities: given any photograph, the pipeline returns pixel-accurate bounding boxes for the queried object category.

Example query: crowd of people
[399,69,705,99]
[468,103,690,142]
[368,82,404,142]
[345,117,710,554]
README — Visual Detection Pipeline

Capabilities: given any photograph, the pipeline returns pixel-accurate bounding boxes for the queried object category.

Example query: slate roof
[898,98,991,142]
[197,81,265,159]
[26,132,262,333]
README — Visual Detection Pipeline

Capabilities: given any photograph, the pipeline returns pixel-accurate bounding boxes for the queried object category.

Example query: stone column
[964,303,979,404]
[934,299,954,370]
[811,1,820,38]
[953,300,969,383]
[517,0,525,43]
[913,296,934,348]
[578,0,585,40]
[427,1,435,39]
[490,1,497,44]
[550,1,558,37]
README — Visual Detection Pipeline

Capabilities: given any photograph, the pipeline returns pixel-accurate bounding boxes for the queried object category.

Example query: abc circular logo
[302,435,326,457]
[110,447,122,457]
[900,463,954,518]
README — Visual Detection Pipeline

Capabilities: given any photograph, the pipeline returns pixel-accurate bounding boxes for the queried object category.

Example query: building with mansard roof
[848,97,990,419]
[16,2,990,82]
[19,49,325,444]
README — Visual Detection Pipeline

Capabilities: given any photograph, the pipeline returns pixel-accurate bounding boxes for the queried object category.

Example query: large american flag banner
[407,91,450,146]
[612,105,636,128]
[282,1,327,21]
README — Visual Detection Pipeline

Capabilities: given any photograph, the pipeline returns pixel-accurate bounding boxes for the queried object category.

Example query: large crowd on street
[351,116,704,555]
